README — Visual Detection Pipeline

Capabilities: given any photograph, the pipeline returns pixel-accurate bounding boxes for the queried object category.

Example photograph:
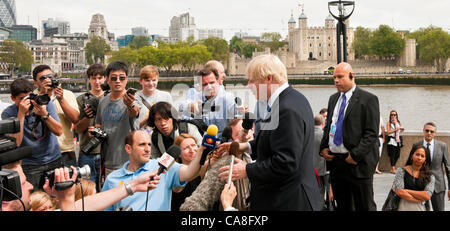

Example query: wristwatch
[124,183,134,196]
[41,113,50,121]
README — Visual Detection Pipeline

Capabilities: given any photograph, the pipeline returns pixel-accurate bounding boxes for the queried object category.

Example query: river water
[2,85,450,131]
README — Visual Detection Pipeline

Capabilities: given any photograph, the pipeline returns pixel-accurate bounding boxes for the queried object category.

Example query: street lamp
[328,0,355,64]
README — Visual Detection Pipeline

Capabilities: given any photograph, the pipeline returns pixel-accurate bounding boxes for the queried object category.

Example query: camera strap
[30,115,47,140]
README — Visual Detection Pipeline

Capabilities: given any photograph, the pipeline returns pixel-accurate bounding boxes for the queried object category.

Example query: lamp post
[328,0,355,64]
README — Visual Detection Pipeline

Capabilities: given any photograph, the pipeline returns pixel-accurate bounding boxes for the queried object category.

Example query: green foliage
[108,39,213,72]
[260,32,286,52]
[409,26,450,72]
[129,36,150,49]
[0,39,33,73]
[369,25,405,58]
[85,36,111,64]
[198,37,229,63]
[352,26,372,58]
[242,43,263,59]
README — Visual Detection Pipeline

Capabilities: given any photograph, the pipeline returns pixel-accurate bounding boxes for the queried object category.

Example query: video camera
[44,165,91,188]
[0,118,33,202]
[83,93,100,118]
[81,127,108,155]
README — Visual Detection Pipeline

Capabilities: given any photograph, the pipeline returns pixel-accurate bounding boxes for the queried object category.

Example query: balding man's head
[333,62,355,93]
[205,60,226,85]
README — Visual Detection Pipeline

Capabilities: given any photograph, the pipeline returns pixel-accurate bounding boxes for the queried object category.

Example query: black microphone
[242,112,255,132]
[157,145,181,175]
[0,146,33,166]
[221,126,233,144]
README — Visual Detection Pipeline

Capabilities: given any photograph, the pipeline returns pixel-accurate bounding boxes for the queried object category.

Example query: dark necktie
[427,142,431,160]
[333,94,347,146]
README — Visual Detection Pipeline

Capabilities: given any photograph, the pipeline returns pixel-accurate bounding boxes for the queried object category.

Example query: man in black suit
[413,122,450,211]
[320,62,380,211]
[219,54,322,211]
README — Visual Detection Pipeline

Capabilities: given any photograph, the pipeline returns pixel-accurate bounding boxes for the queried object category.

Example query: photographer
[95,61,140,178]
[33,65,80,167]
[2,78,62,190]
[75,64,106,191]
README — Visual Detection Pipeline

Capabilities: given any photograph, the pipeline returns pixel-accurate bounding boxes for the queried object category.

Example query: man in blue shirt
[1,78,63,190]
[102,130,204,211]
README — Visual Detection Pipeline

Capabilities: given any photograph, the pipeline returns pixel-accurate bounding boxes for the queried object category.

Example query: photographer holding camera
[32,65,80,167]
[95,61,140,179]
[1,78,63,191]
[75,64,106,191]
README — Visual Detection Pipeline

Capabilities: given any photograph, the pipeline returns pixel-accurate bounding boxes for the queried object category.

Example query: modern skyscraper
[0,0,16,28]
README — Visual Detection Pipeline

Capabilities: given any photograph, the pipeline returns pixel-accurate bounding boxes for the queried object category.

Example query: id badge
[330,124,336,137]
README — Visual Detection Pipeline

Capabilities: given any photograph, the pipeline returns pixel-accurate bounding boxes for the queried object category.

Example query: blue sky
[16,0,450,40]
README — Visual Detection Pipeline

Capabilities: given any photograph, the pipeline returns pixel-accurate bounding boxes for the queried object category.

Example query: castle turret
[298,7,307,29]
[325,14,335,28]
[288,11,296,31]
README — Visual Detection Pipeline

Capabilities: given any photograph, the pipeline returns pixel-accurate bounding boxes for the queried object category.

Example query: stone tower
[88,14,109,41]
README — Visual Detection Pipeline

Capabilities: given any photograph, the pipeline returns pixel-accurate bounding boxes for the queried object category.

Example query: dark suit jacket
[247,86,322,211]
[320,86,380,178]
[413,140,450,193]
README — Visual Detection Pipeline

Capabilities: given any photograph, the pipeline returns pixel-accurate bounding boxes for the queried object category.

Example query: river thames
[1,85,450,132]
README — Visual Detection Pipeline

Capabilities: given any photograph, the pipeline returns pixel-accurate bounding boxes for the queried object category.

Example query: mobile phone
[126,88,137,95]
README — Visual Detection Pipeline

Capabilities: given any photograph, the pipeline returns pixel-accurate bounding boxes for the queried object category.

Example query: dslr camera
[81,127,108,155]
[27,93,50,106]
[45,165,91,188]
[83,93,100,118]
[49,79,59,88]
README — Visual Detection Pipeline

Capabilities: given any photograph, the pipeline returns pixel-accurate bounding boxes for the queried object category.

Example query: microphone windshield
[0,146,33,166]
[229,142,240,157]
[242,112,255,130]
[206,125,218,137]
[166,145,181,160]
[221,126,232,142]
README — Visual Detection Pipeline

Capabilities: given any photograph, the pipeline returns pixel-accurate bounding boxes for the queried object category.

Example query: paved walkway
[373,172,450,211]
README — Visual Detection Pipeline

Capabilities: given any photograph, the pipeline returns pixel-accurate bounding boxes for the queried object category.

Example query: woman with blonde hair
[30,191,57,211]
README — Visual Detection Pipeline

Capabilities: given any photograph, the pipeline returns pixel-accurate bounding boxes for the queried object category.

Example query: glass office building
[0,0,16,27]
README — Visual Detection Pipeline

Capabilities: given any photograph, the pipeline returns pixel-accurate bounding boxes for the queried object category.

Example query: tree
[409,26,450,72]
[229,36,244,56]
[199,37,229,63]
[242,43,263,59]
[352,26,372,59]
[260,32,286,52]
[85,36,111,64]
[129,36,150,49]
[368,25,405,59]
[109,46,139,75]
[179,44,212,72]
[0,39,33,75]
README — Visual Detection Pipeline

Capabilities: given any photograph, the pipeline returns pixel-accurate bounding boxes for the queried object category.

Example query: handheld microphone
[201,125,219,149]
[200,125,219,165]
[221,126,232,144]
[242,112,255,132]
[146,145,181,211]
[157,145,181,175]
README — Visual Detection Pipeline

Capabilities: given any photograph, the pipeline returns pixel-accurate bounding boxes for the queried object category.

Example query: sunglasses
[424,129,435,134]
[110,76,127,82]
[39,74,55,81]
[390,114,397,116]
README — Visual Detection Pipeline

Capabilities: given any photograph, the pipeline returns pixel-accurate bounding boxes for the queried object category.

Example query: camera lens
[78,165,91,179]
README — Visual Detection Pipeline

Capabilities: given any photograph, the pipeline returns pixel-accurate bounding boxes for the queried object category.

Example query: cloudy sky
[16,0,449,40]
